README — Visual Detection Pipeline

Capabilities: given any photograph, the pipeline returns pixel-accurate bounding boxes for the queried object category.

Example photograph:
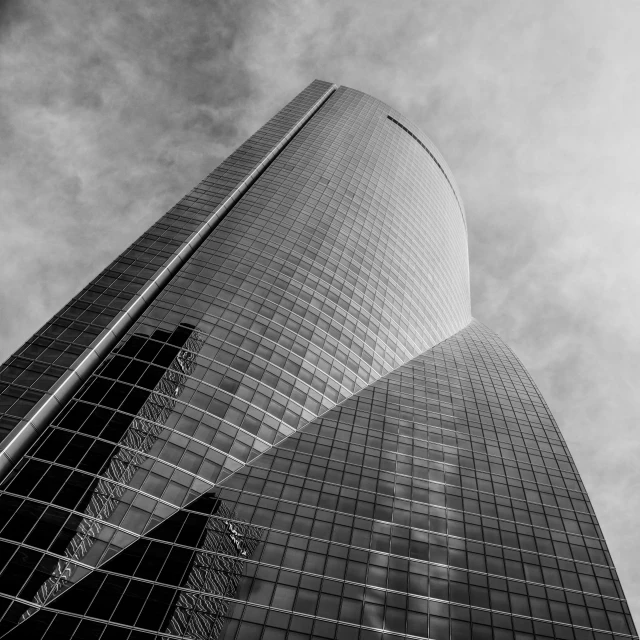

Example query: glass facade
[0,81,634,639]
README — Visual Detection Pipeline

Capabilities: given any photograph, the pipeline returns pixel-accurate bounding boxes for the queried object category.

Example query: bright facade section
[0,81,634,640]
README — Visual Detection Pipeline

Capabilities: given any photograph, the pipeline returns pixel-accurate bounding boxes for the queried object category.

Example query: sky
[1,0,640,622]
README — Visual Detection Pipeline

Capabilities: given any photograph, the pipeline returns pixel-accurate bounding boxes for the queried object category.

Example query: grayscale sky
[1,0,639,621]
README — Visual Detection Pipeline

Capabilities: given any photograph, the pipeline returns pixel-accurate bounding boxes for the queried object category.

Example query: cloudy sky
[2,0,639,621]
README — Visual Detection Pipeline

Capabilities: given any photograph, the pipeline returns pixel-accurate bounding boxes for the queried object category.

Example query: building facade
[0,80,634,639]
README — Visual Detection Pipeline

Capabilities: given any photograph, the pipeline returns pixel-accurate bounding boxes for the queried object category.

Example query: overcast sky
[1,0,639,622]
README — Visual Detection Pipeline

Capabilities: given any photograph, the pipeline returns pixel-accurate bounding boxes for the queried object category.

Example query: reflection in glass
[25,325,204,613]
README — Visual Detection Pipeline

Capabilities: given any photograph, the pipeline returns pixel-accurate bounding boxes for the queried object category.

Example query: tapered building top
[0,81,634,639]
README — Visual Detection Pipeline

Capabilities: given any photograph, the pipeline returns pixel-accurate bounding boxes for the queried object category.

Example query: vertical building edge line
[0,82,339,482]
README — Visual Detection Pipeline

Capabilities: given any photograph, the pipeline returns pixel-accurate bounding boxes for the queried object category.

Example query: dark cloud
[0,0,29,37]
[1,0,640,620]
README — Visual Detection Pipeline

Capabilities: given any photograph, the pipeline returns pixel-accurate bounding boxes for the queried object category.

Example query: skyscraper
[0,79,635,639]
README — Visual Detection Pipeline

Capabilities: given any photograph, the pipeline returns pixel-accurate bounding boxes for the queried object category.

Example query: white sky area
[1,0,639,622]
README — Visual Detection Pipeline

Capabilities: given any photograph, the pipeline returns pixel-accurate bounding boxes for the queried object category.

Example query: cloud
[1,0,640,621]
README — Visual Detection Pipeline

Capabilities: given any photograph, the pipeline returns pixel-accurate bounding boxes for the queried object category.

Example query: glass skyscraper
[0,80,635,640]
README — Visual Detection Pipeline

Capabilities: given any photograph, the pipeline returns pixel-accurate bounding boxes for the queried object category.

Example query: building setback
[0,80,635,640]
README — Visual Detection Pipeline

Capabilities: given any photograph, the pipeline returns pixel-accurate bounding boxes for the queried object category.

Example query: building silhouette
[0,80,635,639]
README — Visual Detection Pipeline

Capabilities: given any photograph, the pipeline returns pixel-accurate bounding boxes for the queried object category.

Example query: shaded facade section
[28,325,204,608]
[1,492,260,639]
[0,323,204,633]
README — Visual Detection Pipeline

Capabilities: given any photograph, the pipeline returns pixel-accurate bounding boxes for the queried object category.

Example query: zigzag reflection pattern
[27,328,204,612]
